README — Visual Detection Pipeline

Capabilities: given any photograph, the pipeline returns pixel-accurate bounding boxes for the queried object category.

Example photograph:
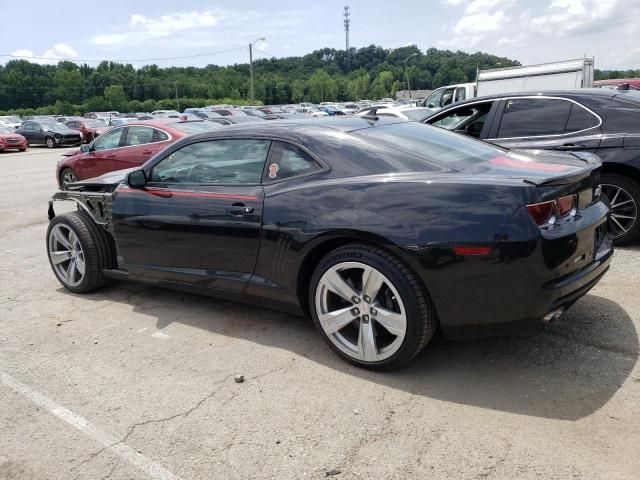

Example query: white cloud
[529,0,621,35]
[91,9,263,46]
[10,44,78,64]
[442,0,466,5]
[453,11,508,34]
[465,0,513,14]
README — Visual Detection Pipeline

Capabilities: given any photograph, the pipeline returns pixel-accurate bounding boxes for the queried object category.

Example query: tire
[46,211,113,293]
[309,244,436,370]
[60,168,78,185]
[18,148,27,152]
[601,174,640,245]
[45,136,55,148]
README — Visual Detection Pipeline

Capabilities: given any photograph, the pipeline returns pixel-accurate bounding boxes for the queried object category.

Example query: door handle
[228,203,254,216]
[555,143,586,151]
[141,149,152,154]
[107,153,116,158]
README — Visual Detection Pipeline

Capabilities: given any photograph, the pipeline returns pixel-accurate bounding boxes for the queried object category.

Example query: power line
[0,45,249,64]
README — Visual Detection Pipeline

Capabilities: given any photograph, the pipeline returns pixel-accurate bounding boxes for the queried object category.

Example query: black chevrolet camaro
[46,117,613,369]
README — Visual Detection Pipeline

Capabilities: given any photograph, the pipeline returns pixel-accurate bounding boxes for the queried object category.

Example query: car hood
[44,126,79,134]
[66,168,135,191]
[0,133,24,139]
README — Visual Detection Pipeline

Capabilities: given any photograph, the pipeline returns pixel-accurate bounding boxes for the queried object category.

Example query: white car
[296,107,329,117]
[151,110,180,116]
[359,106,433,122]
[0,115,22,129]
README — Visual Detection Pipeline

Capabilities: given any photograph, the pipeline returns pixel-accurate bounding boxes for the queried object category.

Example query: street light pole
[403,53,418,100]
[249,37,265,105]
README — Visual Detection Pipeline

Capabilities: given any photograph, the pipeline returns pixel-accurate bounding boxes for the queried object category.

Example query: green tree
[308,69,337,103]
[370,71,394,99]
[291,79,305,103]
[103,85,128,111]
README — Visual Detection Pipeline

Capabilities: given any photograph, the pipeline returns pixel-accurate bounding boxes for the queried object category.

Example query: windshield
[170,121,221,134]
[403,109,432,121]
[85,119,106,127]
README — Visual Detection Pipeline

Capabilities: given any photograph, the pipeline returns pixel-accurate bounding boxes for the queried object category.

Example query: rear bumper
[438,237,612,339]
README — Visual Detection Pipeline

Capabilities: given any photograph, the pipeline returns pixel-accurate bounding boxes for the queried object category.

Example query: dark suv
[424,89,640,244]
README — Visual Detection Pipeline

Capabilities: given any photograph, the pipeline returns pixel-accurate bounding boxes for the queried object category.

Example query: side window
[497,98,572,138]
[264,142,321,182]
[455,87,466,102]
[565,104,599,132]
[68,122,78,128]
[23,123,34,131]
[92,128,123,151]
[430,101,494,139]
[150,139,271,184]
[425,89,443,108]
[124,126,155,146]
[154,129,169,141]
[440,88,456,107]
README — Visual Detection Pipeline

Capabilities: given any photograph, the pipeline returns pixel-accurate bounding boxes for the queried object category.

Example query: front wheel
[60,168,78,185]
[45,136,55,148]
[601,174,640,244]
[309,244,436,370]
[46,211,113,293]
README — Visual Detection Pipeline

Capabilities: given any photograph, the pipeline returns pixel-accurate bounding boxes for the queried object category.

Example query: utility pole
[403,53,417,100]
[174,81,180,111]
[249,37,266,105]
[344,6,351,73]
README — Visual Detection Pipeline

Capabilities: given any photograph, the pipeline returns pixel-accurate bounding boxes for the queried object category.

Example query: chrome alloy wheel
[62,170,78,185]
[602,183,638,239]
[315,261,407,362]
[48,224,86,287]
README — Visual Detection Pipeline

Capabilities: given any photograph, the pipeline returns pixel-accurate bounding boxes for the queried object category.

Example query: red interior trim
[118,187,258,201]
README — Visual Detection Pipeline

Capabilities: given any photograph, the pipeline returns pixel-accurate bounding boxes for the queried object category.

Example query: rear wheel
[46,211,113,293]
[601,174,640,244]
[45,136,55,148]
[309,244,436,370]
[60,168,78,185]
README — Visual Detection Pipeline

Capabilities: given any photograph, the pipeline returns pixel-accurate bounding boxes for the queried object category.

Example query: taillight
[527,201,556,226]
[527,194,578,227]
[556,194,577,217]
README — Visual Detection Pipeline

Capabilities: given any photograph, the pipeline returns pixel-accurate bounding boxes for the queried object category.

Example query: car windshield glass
[355,122,506,168]
[403,109,432,121]
[86,119,106,127]
[170,121,220,134]
[0,126,14,133]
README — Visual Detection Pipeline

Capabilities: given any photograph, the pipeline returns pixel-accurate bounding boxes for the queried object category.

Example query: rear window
[497,98,572,138]
[565,104,600,132]
[355,122,505,167]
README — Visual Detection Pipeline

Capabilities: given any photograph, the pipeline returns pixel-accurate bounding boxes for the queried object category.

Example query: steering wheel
[186,163,221,183]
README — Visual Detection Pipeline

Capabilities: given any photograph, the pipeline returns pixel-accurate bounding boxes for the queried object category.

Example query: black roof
[447,88,622,108]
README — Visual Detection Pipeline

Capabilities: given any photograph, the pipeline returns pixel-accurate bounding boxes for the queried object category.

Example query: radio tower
[344,5,351,73]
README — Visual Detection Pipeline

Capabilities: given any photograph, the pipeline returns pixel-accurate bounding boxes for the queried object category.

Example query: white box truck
[421,58,594,110]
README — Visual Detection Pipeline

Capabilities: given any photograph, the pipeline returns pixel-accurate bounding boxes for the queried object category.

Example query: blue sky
[1,0,638,69]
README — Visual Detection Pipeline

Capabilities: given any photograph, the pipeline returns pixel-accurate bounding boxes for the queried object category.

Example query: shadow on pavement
[75,283,638,421]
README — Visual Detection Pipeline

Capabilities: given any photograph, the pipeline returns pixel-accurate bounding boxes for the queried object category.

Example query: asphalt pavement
[0,147,639,480]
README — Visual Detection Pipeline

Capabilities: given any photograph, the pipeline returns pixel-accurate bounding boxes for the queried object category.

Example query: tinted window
[92,128,123,151]
[356,122,504,168]
[565,104,599,132]
[497,98,572,138]
[150,139,271,184]
[156,129,169,141]
[23,123,34,131]
[265,142,321,182]
[124,126,155,146]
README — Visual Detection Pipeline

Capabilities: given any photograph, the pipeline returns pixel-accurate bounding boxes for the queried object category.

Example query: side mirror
[127,169,147,188]
[80,144,90,153]
[427,103,435,109]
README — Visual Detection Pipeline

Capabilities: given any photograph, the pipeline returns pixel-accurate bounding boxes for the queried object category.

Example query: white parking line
[0,369,180,480]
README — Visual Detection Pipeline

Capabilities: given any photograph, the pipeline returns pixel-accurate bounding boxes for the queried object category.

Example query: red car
[56,119,220,185]
[65,118,109,143]
[0,125,28,152]
[594,79,640,91]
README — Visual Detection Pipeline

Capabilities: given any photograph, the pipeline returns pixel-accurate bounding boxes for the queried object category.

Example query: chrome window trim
[487,95,602,141]
[88,126,173,152]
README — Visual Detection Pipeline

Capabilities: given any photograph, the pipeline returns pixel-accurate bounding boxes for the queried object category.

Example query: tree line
[0,44,634,116]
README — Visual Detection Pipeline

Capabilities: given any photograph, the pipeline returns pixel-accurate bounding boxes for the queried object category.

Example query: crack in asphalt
[70,366,288,474]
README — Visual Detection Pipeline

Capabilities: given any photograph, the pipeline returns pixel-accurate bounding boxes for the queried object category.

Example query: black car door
[485,97,602,153]
[19,122,37,143]
[111,137,271,292]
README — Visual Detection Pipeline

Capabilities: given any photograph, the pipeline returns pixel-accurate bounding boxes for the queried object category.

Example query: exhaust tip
[543,307,565,324]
